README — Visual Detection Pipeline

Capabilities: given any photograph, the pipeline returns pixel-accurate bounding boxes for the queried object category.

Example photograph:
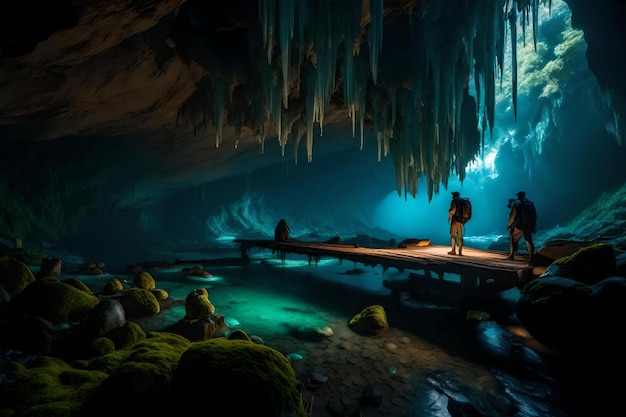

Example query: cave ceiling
[0,0,624,201]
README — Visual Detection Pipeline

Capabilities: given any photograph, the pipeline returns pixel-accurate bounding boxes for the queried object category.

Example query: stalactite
[508,7,518,120]
[176,0,551,200]
[213,78,225,148]
[305,64,316,162]
[279,0,295,108]
[259,0,276,65]
[368,0,383,85]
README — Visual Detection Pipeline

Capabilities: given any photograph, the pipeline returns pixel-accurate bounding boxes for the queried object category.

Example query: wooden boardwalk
[234,239,532,296]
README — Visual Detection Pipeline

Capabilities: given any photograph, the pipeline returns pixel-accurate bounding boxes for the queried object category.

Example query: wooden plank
[234,239,532,294]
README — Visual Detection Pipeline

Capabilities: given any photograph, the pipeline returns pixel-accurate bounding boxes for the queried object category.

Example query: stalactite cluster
[176,0,551,200]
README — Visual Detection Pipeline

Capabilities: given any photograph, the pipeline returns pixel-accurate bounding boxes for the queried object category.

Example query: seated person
[274,219,290,241]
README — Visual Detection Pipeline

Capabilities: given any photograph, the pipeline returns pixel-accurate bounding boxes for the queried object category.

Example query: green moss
[85,337,116,358]
[172,338,306,416]
[348,304,389,336]
[7,277,100,324]
[3,360,26,378]
[62,278,93,295]
[15,400,81,417]
[101,278,124,295]
[0,356,107,416]
[184,287,215,318]
[552,243,616,284]
[118,288,160,315]
[150,288,169,300]
[85,331,190,374]
[0,254,36,296]
[79,332,192,416]
[554,243,613,265]
[84,349,131,374]
[133,271,155,289]
[106,321,146,350]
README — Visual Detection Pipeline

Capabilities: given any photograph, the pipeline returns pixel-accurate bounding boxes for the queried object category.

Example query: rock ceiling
[0,0,624,201]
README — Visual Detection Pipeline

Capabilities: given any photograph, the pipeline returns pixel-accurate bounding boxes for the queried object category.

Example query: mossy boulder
[0,356,108,417]
[348,304,389,337]
[184,287,215,319]
[0,254,36,297]
[150,288,169,300]
[0,332,193,417]
[63,278,94,295]
[133,271,155,289]
[170,338,307,416]
[543,243,617,285]
[105,321,146,350]
[6,276,100,324]
[85,337,116,358]
[80,332,192,416]
[101,278,124,295]
[114,288,160,318]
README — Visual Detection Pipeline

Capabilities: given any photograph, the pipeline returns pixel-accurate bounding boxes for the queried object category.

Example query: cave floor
[65,249,576,417]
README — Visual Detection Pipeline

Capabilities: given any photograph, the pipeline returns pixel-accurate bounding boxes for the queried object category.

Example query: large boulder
[134,270,156,289]
[112,288,161,318]
[5,276,100,324]
[541,243,618,285]
[0,356,108,416]
[81,298,127,339]
[101,277,125,295]
[170,338,307,417]
[516,276,592,351]
[0,254,36,297]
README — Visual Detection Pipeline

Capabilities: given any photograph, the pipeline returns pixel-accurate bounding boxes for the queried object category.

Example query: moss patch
[171,338,306,416]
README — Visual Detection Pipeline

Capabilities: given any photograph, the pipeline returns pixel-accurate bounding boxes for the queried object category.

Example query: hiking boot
[447,250,456,255]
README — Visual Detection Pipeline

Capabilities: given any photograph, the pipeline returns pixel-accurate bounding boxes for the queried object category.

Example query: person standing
[507,191,535,262]
[447,191,463,256]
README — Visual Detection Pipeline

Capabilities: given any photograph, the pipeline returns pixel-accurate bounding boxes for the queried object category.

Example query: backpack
[518,199,537,232]
[455,198,472,223]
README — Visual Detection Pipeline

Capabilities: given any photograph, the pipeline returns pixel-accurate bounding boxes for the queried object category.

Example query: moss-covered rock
[0,356,107,417]
[133,271,155,289]
[170,338,307,417]
[348,304,389,337]
[63,278,94,295]
[150,288,169,300]
[544,243,617,285]
[0,254,36,297]
[5,276,100,324]
[114,288,160,318]
[85,337,116,358]
[80,332,192,416]
[184,287,215,319]
[101,278,124,295]
[105,321,146,350]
